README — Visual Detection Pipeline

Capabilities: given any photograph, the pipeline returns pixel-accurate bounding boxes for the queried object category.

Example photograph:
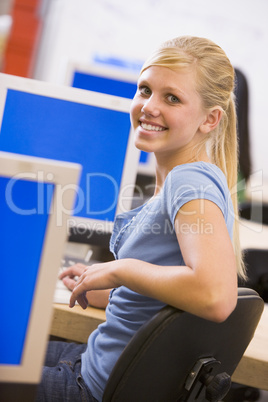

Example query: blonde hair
[141,36,246,280]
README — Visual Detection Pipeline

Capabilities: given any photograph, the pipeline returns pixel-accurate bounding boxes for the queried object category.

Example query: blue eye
[139,86,151,96]
[167,94,180,103]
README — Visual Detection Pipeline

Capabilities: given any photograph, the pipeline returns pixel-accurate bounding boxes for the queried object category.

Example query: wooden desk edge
[232,304,268,391]
[51,304,106,344]
[232,355,268,391]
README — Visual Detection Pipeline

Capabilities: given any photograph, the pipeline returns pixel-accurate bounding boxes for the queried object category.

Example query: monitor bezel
[65,61,139,92]
[0,151,81,383]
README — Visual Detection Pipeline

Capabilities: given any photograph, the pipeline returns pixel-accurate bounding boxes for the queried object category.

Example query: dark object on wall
[239,201,268,225]
[234,68,251,182]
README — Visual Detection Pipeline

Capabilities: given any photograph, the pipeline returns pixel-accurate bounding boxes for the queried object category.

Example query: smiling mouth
[140,122,166,132]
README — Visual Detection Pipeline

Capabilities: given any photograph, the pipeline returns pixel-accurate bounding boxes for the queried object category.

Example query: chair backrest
[103,288,264,402]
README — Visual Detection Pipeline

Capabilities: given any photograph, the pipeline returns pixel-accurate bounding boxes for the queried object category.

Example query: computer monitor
[0,73,140,245]
[0,151,80,398]
[65,62,156,176]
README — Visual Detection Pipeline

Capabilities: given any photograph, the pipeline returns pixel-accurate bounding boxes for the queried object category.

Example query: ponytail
[209,97,246,280]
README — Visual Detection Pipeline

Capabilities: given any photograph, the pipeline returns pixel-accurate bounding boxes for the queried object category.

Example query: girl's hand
[59,263,86,291]
[59,263,111,309]
[69,261,120,309]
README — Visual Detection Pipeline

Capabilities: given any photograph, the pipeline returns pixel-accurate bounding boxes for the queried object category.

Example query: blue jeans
[35,341,98,402]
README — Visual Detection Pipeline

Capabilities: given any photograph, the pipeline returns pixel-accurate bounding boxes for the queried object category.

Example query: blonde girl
[37,36,245,402]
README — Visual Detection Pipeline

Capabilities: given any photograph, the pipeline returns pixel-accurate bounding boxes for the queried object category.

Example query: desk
[51,304,106,343]
[232,303,268,390]
[50,303,268,391]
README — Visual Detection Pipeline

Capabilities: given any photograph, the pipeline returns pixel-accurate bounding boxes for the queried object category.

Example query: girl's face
[130,65,209,165]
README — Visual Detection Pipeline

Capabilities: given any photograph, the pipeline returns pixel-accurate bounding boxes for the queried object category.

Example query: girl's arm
[69,199,238,322]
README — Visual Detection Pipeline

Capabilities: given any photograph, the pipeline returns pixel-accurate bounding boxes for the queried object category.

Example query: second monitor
[0,73,140,245]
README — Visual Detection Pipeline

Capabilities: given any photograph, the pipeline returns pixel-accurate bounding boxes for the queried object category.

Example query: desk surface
[232,303,268,390]
[51,304,106,344]
[51,303,268,391]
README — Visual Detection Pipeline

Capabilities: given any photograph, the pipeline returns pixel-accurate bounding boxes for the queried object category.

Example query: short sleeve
[162,163,231,224]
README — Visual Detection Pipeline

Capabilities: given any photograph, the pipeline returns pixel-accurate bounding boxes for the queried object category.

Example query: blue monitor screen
[0,176,54,364]
[72,71,150,165]
[73,71,137,100]
[0,89,132,223]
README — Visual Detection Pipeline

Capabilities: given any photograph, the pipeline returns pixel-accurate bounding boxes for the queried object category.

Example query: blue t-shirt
[81,162,234,401]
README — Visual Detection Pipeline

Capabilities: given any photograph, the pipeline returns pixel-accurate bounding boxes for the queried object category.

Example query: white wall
[34,0,268,182]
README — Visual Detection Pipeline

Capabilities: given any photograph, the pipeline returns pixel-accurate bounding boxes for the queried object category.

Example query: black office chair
[239,248,268,303]
[102,288,263,402]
